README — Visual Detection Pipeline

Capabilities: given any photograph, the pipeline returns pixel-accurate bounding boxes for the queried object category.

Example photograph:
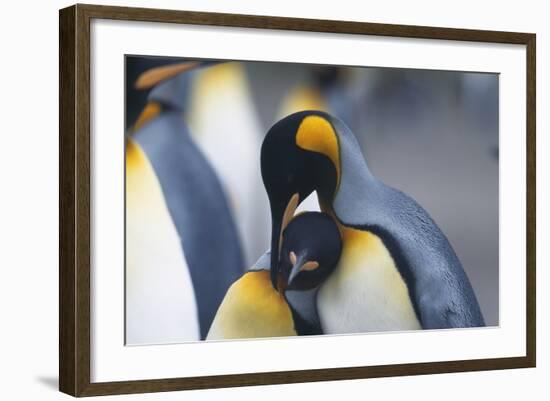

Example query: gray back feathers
[330,116,485,328]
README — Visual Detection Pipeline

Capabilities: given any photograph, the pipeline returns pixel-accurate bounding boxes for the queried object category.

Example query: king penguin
[207,212,342,340]
[260,110,485,334]
[274,66,357,216]
[126,61,244,343]
[274,68,328,216]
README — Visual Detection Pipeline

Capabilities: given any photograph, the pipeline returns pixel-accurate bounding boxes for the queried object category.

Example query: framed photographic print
[59,3,536,397]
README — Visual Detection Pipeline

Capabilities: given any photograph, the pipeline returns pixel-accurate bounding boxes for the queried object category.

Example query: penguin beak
[270,193,300,291]
[135,61,200,89]
[288,253,307,287]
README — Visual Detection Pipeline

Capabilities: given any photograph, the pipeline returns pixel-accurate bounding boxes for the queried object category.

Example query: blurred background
[126,56,499,335]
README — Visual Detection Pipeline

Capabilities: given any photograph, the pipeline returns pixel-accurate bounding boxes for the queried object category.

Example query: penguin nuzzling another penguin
[261,110,485,334]
[207,212,342,340]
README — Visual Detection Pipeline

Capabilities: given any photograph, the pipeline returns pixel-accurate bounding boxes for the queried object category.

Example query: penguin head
[132,60,220,129]
[261,110,344,290]
[277,212,342,292]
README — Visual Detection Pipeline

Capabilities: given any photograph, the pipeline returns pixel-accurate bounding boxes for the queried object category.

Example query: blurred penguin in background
[277,66,356,124]
[186,62,271,267]
[126,59,244,343]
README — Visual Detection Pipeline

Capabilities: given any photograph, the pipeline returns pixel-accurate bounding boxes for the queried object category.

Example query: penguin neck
[319,144,376,224]
[329,129,378,227]
[148,74,188,112]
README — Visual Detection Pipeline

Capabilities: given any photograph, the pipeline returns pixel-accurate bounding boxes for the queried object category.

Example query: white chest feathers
[125,139,200,344]
[318,227,421,334]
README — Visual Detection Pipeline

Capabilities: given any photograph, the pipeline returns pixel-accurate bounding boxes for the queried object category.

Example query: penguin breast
[317,227,421,334]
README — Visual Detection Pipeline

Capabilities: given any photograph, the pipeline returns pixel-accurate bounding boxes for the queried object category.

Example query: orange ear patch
[295,115,340,188]
[132,102,161,132]
[301,261,319,271]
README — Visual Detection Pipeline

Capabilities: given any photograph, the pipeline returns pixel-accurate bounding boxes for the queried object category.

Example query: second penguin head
[277,212,342,293]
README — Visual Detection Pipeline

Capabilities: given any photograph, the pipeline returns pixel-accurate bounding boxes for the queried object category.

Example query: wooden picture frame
[59,3,536,397]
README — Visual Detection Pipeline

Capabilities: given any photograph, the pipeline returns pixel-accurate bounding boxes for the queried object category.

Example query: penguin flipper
[415,270,487,329]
